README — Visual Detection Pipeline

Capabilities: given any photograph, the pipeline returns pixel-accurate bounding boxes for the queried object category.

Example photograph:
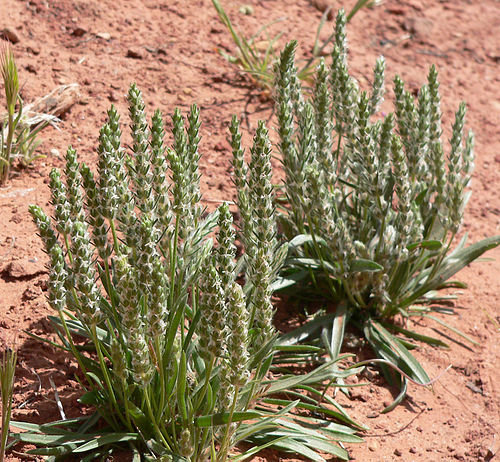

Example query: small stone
[387,6,406,15]
[403,17,434,39]
[9,214,22,224]
[350,387,370,402]
[487,53,500,63]
[50,148,60,157]
[311,0,335,20]
[214,142,225,152]
[108,91,118,102]
[409,447,417,454]
[239,5,254,15]
[394,449,402,457]
[25,63,37,74]
[22,286,42,301]
[71,27,86,37]
[1,27,20,44]
[35,279,48,291]
[2,259,46,279]
[368,441,378,452]
[487,434,500,458]
[26,45,41,55]
[96,32,111,40]
[182,87,192,96]
[126,47,145,59]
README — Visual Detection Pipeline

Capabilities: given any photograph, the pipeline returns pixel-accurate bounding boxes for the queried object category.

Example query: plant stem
[144,386,169,448]
[91,324,122,429]
[0,349,16,462]
[0,111,14,186]
[109,219,121,255]
[217,385,240,461]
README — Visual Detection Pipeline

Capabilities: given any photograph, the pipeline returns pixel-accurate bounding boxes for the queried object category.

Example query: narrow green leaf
[422,314,480,345]
[407,240,443,251]
[194,410,261,427]
[177,350,188,422]
[254,437,327,461]
[403,235,500,306]
[382,322,448,347]
[14,433,89,445]
[73,433,138,453]
[26,444,77,456]
[351,259,384,272]
[275,418,364,443]
[126,401,154,436]
[287,416,364,439]
[381,378,408,413]
[230,436,289,461]
[277,313,337,346]
[346,0,374,22]
[266,358,343,394]
[288,234,328,249]
[369,321,430,384]
[78,390,102,406]
[235,400,299,443]
[273,344,322,353]
[329,303,348,361]
[271,270,310,291]
[261,398,359,429]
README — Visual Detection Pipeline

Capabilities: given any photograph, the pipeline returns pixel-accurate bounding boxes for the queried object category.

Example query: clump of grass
[0,44,51,185]
[211,0,376,97]
[271,10,500,410]
[0,43,18,185]
[0,348,17,462]
[14,84,364,461]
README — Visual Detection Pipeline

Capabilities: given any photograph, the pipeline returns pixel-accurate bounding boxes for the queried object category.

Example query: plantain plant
[270,9,500,410]
[12,84,364,461]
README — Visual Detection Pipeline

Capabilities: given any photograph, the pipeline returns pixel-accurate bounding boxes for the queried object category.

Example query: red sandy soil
[1,0,499,460]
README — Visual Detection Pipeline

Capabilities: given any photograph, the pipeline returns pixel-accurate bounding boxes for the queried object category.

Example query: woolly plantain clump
[272,9,500,409]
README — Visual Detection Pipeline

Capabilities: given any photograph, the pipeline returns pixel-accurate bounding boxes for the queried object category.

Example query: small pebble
[368,441,378,452]
[239,5,254,15]
[1,27,20,44]
[71,27,86,37]
[213,142,225,152]
[394,448,402,457]
[26,45,41,55]
[126,47,145,59]
[311,0,335,20]
[96,32,111,40]
[50,148,60,157]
